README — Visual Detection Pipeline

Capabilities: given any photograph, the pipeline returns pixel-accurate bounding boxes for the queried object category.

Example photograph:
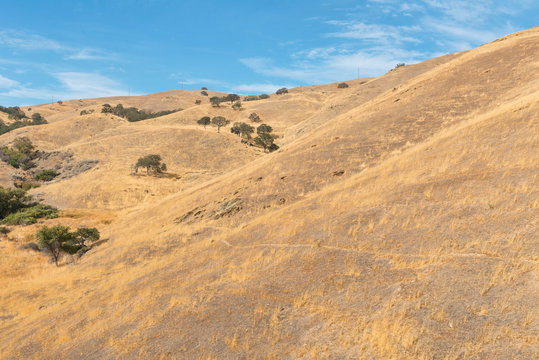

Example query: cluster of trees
[0,186,58,226]
[209,94,240,107]
[134,154,167,175]
[230,122,278,152]
[0,112,47,136]
[197,116,230,132]
[0,137,39,170]
[0,106,26,120]
[101,104,182,122]
[36,225,100,266]
[243,94,270,101]
[196,114,277,152]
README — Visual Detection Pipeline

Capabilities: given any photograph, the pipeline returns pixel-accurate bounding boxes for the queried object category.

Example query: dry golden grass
[0,26,538,359]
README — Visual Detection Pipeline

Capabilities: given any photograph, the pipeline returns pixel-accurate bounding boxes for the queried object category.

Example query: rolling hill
[0,27,537,359]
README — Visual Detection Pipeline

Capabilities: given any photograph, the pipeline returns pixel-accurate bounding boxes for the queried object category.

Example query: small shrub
[80,109,95,116]
[2,204,58,225]
[57,100,63,105]
[259,94,270,99]
[0,137,38,170]
[276,88,288,95]
[0,226,9,235]
[201,87,208,90]
[35,169,59,181]
[394,63,405,69]
[20,182,41,191]
[232,101,242,111]
[195,99,202,105]
[249,113,261,122]
[337,82,349,88]
[201,90,208,96]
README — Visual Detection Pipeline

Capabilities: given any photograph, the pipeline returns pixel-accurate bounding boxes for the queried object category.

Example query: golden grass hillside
[0,27,537,359]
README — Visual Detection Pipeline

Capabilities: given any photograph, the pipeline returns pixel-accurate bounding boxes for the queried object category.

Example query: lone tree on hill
[36,225,76,266]
[276,87,288,95]
[337,82,349,88]
[197,116,211,129]
[36,225,100,265]
[249,112,261,122]
[135,154,167,174]
[211,116,230,133]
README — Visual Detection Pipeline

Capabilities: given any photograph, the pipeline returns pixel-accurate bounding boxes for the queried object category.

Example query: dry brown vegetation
[0,27,538,359]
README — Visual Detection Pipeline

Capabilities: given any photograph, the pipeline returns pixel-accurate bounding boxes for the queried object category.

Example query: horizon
[0,0,537,106]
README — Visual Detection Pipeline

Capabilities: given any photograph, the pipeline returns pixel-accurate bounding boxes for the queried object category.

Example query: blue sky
[0,0,537,106]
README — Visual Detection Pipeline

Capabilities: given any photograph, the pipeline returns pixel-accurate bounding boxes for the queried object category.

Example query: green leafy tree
[210,96,221,107]
[0,187,30,219]
[31,113,47,124]
[239,122,254,140]
[230,122,241,136]
[256,123,273,135]
[101,104,114,113]
[36,225,76,266]
[197,116,211,129]
[74,227,100,249]
[135,154,166,175]
[35,169,58,181]
[211,116,230,133]
[225,94,240,103]
[254,133,275,152]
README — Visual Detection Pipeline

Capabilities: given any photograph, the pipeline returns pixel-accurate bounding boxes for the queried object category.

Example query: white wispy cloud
[65,48,116,61]
[326,22,421,44]
[0,72,129,103]
[53,72,127,98]
[0,30,66,51]
[0,74,19,89]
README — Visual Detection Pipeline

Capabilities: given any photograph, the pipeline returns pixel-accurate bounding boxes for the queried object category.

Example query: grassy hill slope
[0,27,537,360]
